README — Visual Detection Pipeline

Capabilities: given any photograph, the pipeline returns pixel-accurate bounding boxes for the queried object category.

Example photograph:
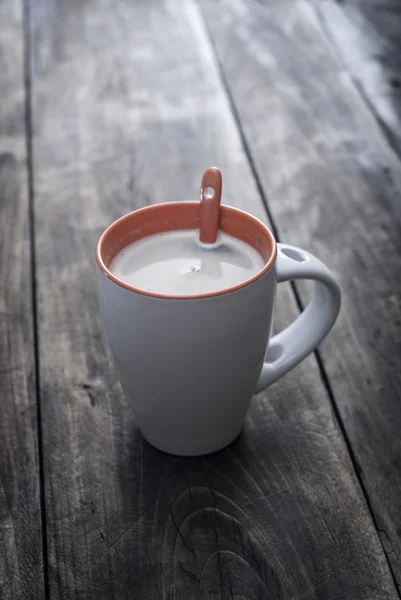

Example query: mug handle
[255,243,341,392]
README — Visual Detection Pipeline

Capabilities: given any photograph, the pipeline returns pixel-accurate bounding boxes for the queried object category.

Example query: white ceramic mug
[96,202,340,456]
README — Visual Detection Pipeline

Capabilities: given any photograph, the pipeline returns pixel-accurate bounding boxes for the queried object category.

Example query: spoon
[199,167,222,244]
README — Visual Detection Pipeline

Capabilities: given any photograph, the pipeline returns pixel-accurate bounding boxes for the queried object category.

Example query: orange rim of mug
[96,202,277,300]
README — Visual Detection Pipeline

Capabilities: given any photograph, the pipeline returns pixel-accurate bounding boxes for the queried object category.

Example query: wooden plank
[30,0,398,597]
[202,0,401,591]
[0,0,44,598]
[311,0,401,157]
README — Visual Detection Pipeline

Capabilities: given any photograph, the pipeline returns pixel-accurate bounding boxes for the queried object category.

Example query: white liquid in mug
[109,230,265,296]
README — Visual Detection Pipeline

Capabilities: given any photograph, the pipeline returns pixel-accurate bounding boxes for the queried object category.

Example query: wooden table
[1,0,401,598]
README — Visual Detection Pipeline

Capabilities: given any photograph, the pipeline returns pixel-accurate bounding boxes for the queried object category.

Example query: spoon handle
[199,167,222,244]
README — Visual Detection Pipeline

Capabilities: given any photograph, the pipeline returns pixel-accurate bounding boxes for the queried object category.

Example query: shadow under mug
[96,202,341,456]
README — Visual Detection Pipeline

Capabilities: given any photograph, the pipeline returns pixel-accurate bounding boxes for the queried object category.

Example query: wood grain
[0,0,44,598]
[312,0,401,157]
[30,0,398,597]
[202,0,401,590]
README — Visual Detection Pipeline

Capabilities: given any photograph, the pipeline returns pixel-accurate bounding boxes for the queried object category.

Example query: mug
[96,201,341,456]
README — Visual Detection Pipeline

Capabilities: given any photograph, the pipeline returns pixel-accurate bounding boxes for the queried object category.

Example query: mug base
[139,426,243,457]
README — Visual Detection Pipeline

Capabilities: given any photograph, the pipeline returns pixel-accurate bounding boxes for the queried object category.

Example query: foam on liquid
[109,230,265,296]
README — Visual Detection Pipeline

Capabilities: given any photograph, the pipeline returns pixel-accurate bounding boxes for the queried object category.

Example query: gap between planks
[22,0,51,597]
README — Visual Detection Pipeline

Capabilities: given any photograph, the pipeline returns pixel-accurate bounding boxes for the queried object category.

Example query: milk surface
[110,230,264,295]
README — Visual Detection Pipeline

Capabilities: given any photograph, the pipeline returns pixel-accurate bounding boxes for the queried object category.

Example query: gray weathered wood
[0,0,44,598]
[30,0,398,597]
[202,0,401,590]
[312,0,401,157]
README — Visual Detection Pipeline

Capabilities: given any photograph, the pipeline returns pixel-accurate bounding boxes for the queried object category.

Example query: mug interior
[96,202,277,299]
